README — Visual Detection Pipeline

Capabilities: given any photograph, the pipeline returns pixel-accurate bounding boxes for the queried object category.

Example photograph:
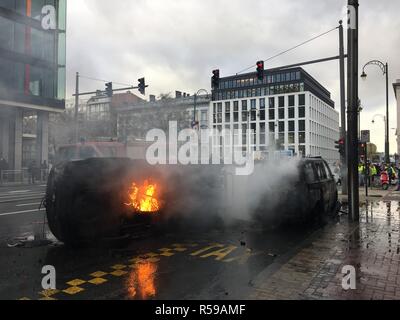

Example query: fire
[125,180,160,213]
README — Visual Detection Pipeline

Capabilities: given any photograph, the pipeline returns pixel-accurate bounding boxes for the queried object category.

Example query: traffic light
[358,141,368,162]
[138,78,146,95]
[211,69,220,90]
[105,82,113,97]
[335,138,345,156]
[256,61,264,81]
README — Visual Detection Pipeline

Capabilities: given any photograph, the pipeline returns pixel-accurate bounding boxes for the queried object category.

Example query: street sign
[361,130,370,143]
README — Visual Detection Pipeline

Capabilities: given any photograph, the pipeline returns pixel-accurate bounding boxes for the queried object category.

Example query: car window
[315,162,327,180]
[304,162,317,183]
[323,162,333,179]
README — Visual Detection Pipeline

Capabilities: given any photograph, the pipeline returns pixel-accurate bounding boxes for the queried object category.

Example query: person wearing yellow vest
[369,163,377,187]
[358,163,365,186]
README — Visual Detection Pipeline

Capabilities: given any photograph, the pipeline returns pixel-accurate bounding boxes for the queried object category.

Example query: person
[396,165,400,191]
[358,163,365,186]
[41,160,49,181]
[369,163,377,187]
[28,160,36,185]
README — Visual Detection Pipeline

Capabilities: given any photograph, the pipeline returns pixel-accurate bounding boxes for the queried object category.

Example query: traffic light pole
[347,0,360,222]
[72,85,148,97]
[339,21,348,195]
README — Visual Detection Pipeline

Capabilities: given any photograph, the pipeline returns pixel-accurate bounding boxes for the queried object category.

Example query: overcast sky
[66,0,400,153]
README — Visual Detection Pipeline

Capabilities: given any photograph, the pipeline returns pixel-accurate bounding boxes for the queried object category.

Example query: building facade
[211,67,340,162]
[0,0,66,170]
[117,94,210,142]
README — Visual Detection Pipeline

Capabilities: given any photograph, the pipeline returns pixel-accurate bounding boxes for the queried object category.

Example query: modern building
[210,67,340,162]
[394,79,400,156]
[0,0,66,170]
[117,92,210,142]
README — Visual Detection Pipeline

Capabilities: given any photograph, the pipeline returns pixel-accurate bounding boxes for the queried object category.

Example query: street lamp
[193,89,209,128]
[361,60,390,163]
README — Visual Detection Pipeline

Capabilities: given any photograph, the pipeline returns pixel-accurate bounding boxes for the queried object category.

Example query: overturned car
[45,157,339,245]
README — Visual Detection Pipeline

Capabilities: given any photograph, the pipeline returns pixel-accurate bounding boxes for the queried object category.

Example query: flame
[125,180,160,213]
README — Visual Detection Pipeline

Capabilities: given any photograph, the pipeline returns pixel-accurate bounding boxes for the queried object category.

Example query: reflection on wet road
[0,218,319,300]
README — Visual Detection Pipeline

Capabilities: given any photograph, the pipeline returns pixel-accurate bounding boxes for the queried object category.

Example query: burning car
[45,156,339,246]
[45,158,224,246]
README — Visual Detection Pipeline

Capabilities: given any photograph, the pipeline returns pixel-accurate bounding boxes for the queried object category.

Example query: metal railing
[0,169,49,185]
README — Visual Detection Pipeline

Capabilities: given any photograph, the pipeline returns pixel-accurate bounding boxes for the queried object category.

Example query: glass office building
[0,0,66,171]
[0,0,66,110]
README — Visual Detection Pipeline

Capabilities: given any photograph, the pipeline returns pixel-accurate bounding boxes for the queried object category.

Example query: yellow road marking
[88,278,108,285]
[39,296,57,300]
[39,289,60,297]
[143,252,160,258]
[110,270,128,277]
[90,271,108,278]
[66,279,86,287]
[63,286,84,295]
[200,245,238,261]
[190,244,224,256]
[159,248,175,257]
[111,264,127,270]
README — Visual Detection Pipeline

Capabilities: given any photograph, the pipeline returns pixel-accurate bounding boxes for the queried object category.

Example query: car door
[322,160,337,210]
[313,161,330,213]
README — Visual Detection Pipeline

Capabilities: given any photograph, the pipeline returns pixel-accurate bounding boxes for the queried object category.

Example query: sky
[66,0,400,153]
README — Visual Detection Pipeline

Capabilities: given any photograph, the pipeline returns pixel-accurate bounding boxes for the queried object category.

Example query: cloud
[66,0,400,153]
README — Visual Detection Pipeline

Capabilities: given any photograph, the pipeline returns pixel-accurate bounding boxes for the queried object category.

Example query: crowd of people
[358,162,400,191]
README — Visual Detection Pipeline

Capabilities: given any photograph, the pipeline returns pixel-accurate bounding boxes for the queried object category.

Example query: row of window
[218,71,301,90]
[213,95,306,112]
[213,83,305,101]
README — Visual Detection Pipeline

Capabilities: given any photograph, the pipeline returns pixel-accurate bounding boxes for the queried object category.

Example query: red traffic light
[256,61,264,81]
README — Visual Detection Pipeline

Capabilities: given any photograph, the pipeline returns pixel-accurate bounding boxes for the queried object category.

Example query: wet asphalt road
[0,184,322,300]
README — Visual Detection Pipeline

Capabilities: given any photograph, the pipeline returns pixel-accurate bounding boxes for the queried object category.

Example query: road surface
[0,184,324,300]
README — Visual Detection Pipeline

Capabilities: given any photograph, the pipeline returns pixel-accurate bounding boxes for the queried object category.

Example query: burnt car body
[251,157,339,226]
[45,158,224,245]
[45,157,339,246]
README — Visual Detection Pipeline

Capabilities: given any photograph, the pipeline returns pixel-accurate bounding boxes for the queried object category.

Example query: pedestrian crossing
[0,187,46,204]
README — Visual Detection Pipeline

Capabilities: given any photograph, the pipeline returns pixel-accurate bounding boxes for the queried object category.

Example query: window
[260,123,266,145]
[278,108,285,119]
[242,100,247,110]
[233,101,239,111]
[269,109,275,120]
[299,106,305,118]
[269,98,275,108]
[269,122,275,133]
[299,94,305,106]
[299,132,306,144]
[304,163,316,183]
[315,162,328,180]
[225,102,231,113]
[288,95,295,107]
[278,96,285,108]
[288,107,295,119]
[299,120,305,131]
[260,110,265,121]
[260,98,265,109]
[250,99,256,110]
[279,122,285,133]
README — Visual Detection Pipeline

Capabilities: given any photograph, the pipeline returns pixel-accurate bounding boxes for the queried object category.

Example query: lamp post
[361,60,390,163]
[193,89,209,128]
